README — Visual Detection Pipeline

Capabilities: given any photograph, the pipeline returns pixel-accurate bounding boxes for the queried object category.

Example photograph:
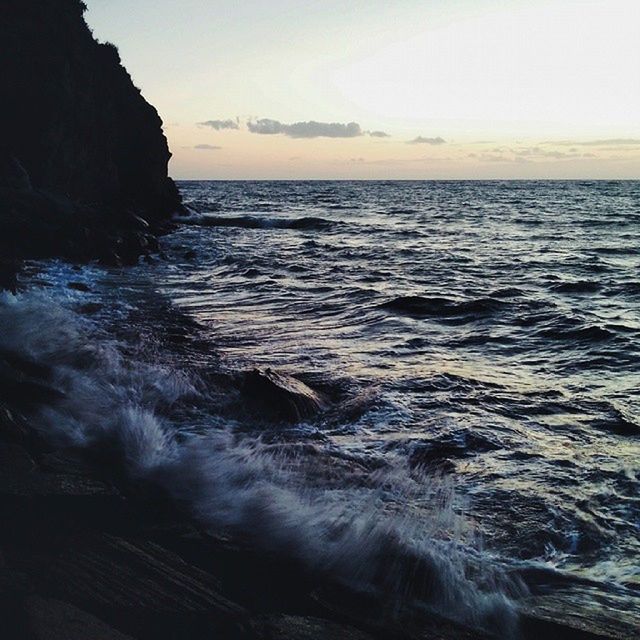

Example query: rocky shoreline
[1,0,182,290]
[0,324,623,640]
[0,2,629,638]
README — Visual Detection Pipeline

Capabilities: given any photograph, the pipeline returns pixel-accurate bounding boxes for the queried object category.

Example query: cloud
[477,153,513,163]
[198,119,239,130]
[368,130,391,138]
[470,146,604,164]
[194,144,222,150]
[551,138,640,147]
[247,118,362,138]
[513,146,605,161]
[407,136,446,145]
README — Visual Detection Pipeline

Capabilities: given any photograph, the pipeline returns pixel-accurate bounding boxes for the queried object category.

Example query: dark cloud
[194,144,222,150]
[406,136,446,145]
[247,118,362,138]
[198,119,239,130]
[368,130,391,138]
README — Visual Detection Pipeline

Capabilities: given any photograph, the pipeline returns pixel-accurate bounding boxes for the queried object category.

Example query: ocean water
[4,180,640,637]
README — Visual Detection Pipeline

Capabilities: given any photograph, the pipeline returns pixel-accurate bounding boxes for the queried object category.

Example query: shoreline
[0,270,628,640]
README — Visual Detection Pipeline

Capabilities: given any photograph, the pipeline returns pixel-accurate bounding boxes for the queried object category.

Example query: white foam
[0,289,521,636]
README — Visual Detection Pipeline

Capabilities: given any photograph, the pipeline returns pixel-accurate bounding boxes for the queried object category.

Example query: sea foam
[0,288,521,636]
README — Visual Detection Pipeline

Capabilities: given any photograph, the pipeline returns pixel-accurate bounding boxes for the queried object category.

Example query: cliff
[0,0,181,285]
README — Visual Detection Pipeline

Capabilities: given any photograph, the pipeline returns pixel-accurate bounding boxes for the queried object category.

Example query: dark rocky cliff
[0,0,181,284]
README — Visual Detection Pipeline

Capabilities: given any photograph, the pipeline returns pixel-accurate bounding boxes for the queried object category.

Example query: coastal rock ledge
[0,0,182,285]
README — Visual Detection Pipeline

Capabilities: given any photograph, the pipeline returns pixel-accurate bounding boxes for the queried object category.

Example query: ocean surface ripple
[10,180,640,637]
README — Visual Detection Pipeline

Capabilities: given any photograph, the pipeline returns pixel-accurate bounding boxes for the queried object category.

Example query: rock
[42,534,244,614]
[0,258,21,293]
[24,596,135,640]
[0,405,29,443]
[1,1,181,222]
[67,281,91,292]
[78,302,103,314]
[0,0,183,280]
[0,442,114,497]
[100,252,124,268]
[261,615,373,640]
[239,369,330,423]
[0,156,32,191]
[127,214,150,230]
[26,533,250,639]
[39,449,95,477]
[409,442,464,472]
[0,350,64,411]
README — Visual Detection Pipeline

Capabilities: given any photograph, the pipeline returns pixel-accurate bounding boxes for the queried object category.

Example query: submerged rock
[67,282,91,292]
[239,368,330,423]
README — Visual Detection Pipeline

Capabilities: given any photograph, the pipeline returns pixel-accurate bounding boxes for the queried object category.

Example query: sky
[85,0,640,180]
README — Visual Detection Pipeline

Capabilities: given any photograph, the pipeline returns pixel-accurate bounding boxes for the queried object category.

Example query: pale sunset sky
[85,0,640,180]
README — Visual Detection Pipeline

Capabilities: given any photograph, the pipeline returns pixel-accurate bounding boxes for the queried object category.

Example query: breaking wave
[0,289,520,636]
[194,214,338,231]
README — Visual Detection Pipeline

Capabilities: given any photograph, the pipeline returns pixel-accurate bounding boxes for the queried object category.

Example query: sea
[3,180,639,637]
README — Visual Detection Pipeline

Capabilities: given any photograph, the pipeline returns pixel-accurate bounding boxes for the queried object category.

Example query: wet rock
[99,251,123,267]
[39,449,95,478]
[45,534,243,612]
[0,442,115,497]
[127,214,150,230]
[0,568,32,596]
[67,281,91,292]
[261,614,373,640]
[24,596,135,640]
[0,258,21,293]
[409,442,466,472]
[0,156,32,191]
[239,368,330,423]
[29,533,250,639]
[0,406,29,444]
[78,302,103,315]
[0,350,64,411]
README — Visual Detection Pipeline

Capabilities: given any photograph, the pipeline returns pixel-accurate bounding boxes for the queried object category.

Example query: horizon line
[172,177,640,182]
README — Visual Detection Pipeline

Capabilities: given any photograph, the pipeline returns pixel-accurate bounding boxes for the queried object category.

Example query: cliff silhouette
[0,0,181,286]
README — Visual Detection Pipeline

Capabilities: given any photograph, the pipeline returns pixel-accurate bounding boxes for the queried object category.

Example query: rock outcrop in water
[240,369,331,422]
[0,0,181,285]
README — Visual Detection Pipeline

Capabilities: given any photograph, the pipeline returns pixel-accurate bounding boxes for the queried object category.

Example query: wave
[379,295,505,320]
[0,290,520,636]
[536,323,616,342]
[607,281,640,296]
[551,281,601,294]
[194,215,338,231]
[489,288,526,299]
